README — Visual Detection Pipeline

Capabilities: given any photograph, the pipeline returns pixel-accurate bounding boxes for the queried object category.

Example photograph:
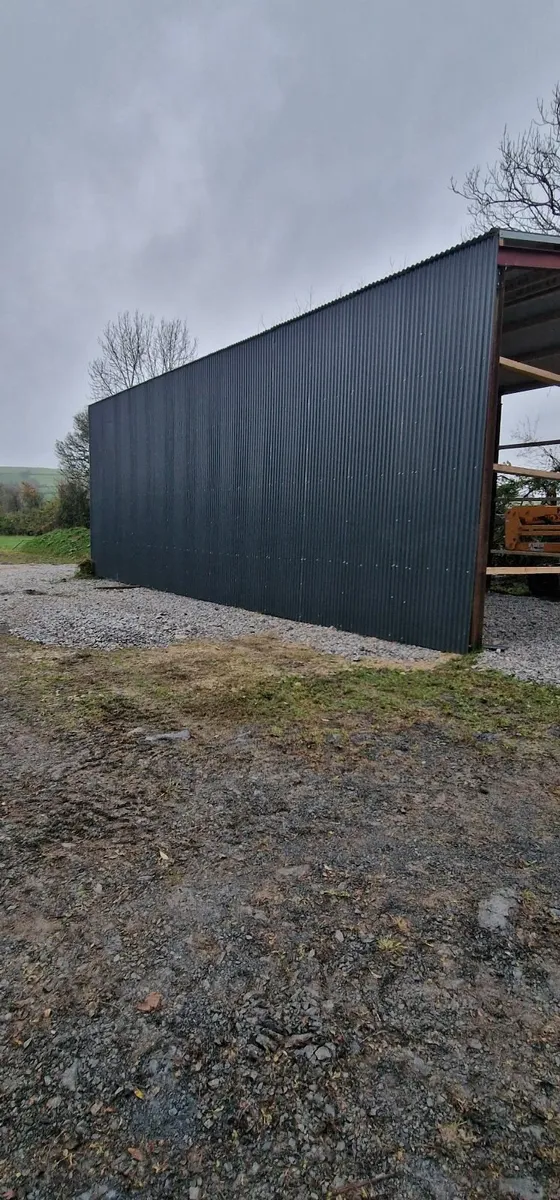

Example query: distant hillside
[0,466,61,499]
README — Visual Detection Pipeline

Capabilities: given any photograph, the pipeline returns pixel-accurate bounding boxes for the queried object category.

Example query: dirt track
[1,629,560,1199]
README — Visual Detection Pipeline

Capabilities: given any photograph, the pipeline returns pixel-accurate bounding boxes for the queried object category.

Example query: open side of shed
[471,232,560,646]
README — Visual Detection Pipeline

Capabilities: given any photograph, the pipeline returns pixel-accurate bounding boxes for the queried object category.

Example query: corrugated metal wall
[90,234,499,652]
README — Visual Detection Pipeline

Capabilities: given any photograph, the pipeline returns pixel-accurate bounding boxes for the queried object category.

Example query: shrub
[57,479,90,528]
[0,499,59,536]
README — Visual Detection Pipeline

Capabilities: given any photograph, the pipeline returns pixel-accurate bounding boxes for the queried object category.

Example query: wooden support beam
[486,566,560,575]
[499,356,560,386]
[494,463,560,481]
[498,246,560,270]
[506,526,560,537]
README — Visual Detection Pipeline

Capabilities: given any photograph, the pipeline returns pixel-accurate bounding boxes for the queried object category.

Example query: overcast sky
[1,0,560,466]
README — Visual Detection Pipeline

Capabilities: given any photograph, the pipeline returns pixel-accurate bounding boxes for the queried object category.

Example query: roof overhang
[497,232,560,393]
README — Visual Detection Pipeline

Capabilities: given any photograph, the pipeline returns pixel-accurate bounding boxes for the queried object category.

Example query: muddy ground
[1,631,560,1199]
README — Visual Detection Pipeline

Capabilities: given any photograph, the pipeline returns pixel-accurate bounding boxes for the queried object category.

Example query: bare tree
[506,415,559,506]
[451,84,560,234]
[509,415,560,471]
[292,287,315,317]
[88,310,197,401]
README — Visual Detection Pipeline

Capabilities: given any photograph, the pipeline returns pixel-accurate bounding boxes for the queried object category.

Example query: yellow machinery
[502,504,560,597]
[505,505,560,554]
[491,355,560,598]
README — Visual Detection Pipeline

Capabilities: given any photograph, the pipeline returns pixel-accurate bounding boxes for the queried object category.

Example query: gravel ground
[3,565,560,684]
[2,569,560,1197]
[0,565,441,664]
[1,691,559,1199]
[480,594,560,687]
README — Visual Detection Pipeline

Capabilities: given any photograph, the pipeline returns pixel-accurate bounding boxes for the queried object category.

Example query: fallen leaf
[137,991,163,1013]
[158,849,170,862]
[134,1087,145,1099]
[128,1146,145,1162]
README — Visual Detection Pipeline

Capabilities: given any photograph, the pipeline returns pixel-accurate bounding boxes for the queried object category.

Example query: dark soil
[1,655,560,1198]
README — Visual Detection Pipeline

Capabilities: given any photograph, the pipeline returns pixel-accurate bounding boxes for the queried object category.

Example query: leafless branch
[292,287,315,317]
[451,84,560,235]
[88,310,197,401]
[510,413,560,472]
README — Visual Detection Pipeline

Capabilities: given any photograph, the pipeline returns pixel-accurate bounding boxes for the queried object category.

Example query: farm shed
[89,229,560,653]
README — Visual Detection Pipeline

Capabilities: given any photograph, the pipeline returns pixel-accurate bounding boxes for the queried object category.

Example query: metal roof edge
[89,229,499,410]
[498,228,560,250]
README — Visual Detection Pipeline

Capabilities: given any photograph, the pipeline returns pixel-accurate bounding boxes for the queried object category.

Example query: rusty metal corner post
[469,269,505,649]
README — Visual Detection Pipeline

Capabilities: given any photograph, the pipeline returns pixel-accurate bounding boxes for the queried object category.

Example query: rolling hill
[0,466,61,499]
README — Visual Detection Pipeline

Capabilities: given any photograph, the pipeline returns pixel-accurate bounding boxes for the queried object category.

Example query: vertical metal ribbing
[89,234,498,653]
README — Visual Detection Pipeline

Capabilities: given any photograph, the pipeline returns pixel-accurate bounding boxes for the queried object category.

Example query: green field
[0,466,61,499]
[0,528,90,563]
[0,535,29,550]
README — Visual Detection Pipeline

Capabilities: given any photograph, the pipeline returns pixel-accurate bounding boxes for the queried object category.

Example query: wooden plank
[499,356,560,386]
[494,462,560,481]
[492,549,560,557]
[486,566,560,575]
[509,530,560,539]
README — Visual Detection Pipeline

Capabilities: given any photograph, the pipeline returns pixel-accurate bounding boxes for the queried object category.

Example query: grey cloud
[1,0,560,463]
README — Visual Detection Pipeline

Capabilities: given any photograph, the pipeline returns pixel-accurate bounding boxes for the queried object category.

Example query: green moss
[77,556,95,577]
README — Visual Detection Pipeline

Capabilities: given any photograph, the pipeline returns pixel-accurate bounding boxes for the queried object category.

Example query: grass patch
[0,527,90,564]
[237,656,560,745]
[0,535,30,551]
[3,635,559,757]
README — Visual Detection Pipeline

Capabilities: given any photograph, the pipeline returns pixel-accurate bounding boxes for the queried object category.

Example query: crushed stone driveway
[1,650,560,1198]
[3,564,560,685]
[0,564,441,663]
